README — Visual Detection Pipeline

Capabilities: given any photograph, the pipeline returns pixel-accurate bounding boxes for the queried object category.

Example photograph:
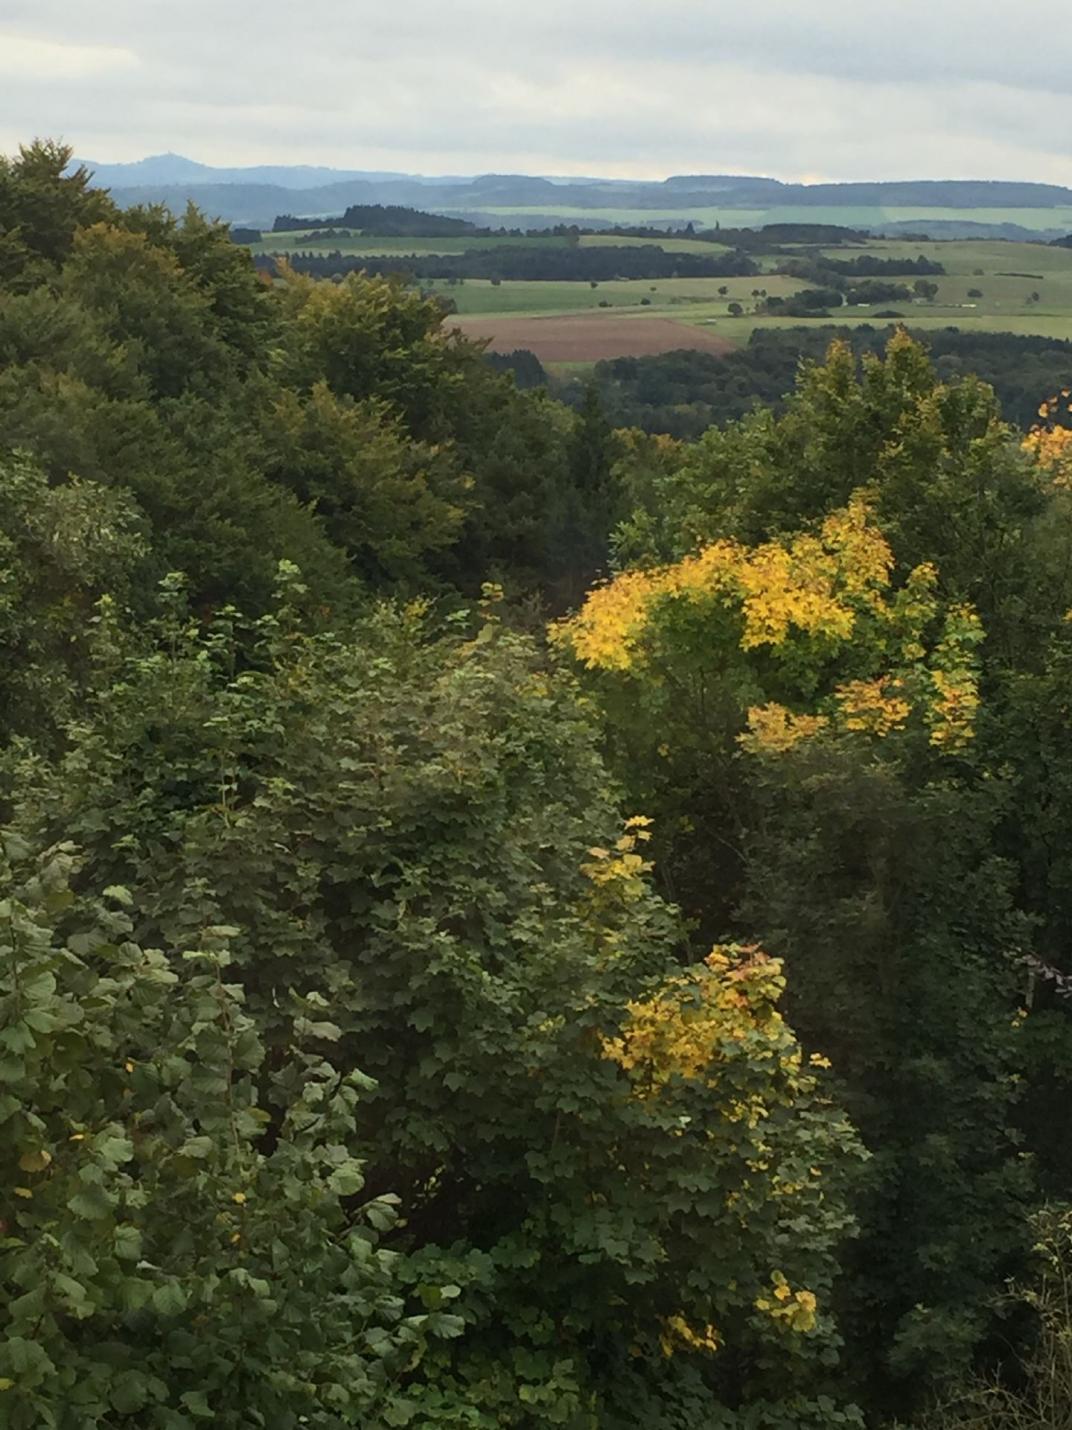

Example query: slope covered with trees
[567,327,1072,437]
[0,146,633,639]
[4,140,1072,1430]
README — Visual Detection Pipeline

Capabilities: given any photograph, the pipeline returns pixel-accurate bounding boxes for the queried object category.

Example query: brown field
[449,313,736,362]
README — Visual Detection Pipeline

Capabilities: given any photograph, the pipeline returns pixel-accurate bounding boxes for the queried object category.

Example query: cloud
[1,1,1071,183]
[0,33,138,80]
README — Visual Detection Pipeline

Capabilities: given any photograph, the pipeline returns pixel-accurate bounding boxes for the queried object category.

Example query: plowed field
[449,313,735,362]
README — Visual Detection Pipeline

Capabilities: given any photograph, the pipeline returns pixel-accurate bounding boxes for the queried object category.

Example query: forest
[273,206,482,237]
[550,328,1072,437]
[4,140,1072,1430]
[271,243,759,283]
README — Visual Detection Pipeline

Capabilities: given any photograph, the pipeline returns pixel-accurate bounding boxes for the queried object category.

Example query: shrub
[924,1209,1072,1430]
[0,839,462,1428]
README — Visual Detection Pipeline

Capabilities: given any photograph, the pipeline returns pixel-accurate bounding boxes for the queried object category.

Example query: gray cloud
[2,1,1071,182]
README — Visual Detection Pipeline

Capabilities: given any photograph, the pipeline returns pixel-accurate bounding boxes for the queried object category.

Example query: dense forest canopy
[272,243,758,283]
[272,205,482,236]
[5,140,1072,1430]
[553,327,1072,438]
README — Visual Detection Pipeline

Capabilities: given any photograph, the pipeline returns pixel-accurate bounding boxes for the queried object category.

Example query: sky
[2,0,1071,183]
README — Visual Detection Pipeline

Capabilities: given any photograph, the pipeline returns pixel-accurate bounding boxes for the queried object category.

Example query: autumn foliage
[5,144,1072,1429]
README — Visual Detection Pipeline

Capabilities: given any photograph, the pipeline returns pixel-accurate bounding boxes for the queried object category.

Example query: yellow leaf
[14,1188,33,1200]
[17,1149,52,1173]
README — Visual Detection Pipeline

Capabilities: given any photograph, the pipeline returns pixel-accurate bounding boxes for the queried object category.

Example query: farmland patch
[449,313,737,362]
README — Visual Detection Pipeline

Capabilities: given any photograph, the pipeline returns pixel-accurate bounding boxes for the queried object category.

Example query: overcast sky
[2,0,1071,182]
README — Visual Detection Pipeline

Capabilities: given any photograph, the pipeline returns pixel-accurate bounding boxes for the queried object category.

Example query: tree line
[554,326,1072,437]
[265,243,759,282]
[272,204,481,236]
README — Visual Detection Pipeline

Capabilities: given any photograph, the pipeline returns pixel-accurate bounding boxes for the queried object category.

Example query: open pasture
[821,238,1072,276]
[258,231,1072,357]
[423,274,803,317]
[675,311,1072,350]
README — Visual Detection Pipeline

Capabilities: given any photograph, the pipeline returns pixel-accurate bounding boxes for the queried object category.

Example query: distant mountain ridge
[75,154,1072,231]
[74,152,431,189]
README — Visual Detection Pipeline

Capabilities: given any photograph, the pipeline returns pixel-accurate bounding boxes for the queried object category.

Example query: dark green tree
[6,575,866,1427]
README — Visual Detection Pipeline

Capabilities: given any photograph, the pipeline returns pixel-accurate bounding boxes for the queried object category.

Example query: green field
[420,274,801,317]
[670,311,1072,350]
[819,238,1072,276]
[255,230,1072,353]
[445,239,1072,347]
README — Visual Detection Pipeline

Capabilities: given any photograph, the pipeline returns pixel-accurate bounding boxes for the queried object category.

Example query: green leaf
[180,1389,214,1418]
[68,1185,115,1220]
[363,1195,400,1231]
[96,1134,134,1167]
[114,1224,143,1261]
[327,1159,365,1197]
[110,1371,150,1414]
[383,1399,416,1426]
[52,1273,93,1318]
[305,1020,342,1042]
[428,1312,466,1338]
[177,1135,213,1160]
[151,1282,188,1317]
[1,1336,53,1381]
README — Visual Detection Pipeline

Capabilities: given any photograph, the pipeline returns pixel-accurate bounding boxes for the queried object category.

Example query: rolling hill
[76,155,1072,237]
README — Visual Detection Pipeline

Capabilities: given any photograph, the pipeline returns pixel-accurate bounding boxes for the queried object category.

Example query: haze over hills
[75,152,439,189]
[75,154,1072,236]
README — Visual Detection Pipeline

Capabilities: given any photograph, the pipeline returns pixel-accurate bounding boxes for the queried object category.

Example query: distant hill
[876,219,1070,241]
[74,152,431,190]
[272,204,477,237]
[78,154,1072,233]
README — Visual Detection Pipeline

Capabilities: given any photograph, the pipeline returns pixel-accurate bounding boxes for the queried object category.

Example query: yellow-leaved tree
[551,335,1039,1420]
[552,489,983,758]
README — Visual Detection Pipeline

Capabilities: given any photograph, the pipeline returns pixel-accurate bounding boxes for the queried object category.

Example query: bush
[924,1210,1072,1429]
[0,839,461,1428]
